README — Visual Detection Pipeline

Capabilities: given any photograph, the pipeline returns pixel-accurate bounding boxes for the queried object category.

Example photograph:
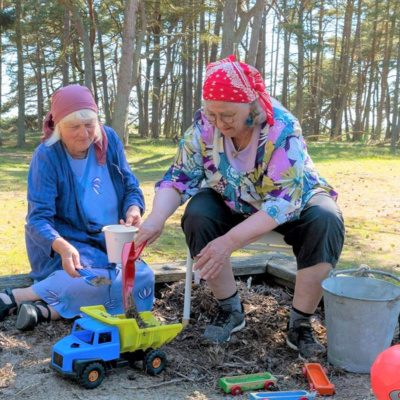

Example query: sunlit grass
[0,130,399,276]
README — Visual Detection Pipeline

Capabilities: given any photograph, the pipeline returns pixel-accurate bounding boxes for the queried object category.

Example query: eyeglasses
[203,112,236,124]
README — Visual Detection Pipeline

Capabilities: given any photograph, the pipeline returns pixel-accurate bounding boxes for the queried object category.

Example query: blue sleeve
[25,147,60,257]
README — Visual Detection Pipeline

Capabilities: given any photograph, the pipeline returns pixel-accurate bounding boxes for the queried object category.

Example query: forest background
[0,0,399,275]
[0,0,399,151]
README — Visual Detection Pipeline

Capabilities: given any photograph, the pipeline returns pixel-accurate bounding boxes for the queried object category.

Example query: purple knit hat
[42,85,108,165]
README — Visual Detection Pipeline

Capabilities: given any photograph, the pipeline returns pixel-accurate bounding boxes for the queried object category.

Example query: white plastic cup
[102,225,138,263]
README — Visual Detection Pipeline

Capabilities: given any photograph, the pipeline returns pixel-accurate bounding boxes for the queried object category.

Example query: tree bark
[195,2,205,111]
[390,22,400,154]
[0,0,4,143]
[59,0,93,90]
[246,0,264,66]
[281,0,291,108]
[210,3,222,62]
[151,1,162,139]
[331,0,354,139]
[373,1,394,141]
[62,8,70,87]
[16,0,25,147]
[295,0,305,123]
[309,0,324,138]
[111,0,139,144]
[94,10,111,125]
[221,0,237,57]
[353,0,363,141]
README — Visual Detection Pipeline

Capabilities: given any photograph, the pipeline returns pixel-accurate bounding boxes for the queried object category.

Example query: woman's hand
[135,214,165,246]
[120,205,142,227]
[52,237,82,278]
[194,235,236,280]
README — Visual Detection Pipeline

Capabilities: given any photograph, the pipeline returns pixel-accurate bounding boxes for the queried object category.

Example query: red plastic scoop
[121,241,147,311]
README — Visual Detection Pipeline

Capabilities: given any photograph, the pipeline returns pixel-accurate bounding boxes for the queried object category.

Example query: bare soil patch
[0,279,381,400]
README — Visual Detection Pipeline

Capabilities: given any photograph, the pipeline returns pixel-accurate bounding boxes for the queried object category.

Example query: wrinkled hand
[58,243,82,278]
[120,205,142,227]
[194,236,235,280]
[135,214,165,246]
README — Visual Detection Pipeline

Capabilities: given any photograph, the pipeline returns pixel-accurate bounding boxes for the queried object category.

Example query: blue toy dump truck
[50,305,182,389]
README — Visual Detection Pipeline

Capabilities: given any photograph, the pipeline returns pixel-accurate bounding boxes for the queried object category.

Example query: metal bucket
[322,269,400,373]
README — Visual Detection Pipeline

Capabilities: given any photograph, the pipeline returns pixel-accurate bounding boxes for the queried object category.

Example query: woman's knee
[305,195,344,236]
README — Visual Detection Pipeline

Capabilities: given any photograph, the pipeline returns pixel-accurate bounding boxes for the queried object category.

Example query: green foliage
[0,8,15,30]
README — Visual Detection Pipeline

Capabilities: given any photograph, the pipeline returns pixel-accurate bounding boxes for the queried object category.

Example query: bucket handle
[330,268,400,283]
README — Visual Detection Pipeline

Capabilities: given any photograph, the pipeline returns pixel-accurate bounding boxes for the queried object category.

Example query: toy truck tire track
[79,362,105,389]
[143,349,167,375]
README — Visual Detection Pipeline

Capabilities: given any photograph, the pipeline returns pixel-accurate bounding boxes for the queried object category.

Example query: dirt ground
[0,279,383,400]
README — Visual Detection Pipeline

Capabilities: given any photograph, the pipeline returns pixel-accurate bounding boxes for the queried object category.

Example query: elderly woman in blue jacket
[0,85,153,330]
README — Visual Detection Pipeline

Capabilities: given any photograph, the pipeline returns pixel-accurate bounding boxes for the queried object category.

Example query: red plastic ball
[371,345,400,399]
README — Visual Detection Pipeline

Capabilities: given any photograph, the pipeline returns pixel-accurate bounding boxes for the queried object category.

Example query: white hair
[44,109,102,147]
[250,99,267,125]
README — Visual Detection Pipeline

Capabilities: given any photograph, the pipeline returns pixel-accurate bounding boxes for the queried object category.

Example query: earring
[246,116,253,127]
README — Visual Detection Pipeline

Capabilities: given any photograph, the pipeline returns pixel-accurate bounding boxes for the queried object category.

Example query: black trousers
[181,188,345,270]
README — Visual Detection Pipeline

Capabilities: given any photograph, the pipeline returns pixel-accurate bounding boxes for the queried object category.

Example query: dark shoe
[16,301,51,331]
[0,287,17,321]
[202,303,245,344]
[286,320,325,359]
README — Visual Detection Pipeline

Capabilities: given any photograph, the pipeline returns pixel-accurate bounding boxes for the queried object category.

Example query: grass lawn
[0,130,399,277]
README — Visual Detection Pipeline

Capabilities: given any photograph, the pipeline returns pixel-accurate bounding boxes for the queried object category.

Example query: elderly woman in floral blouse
[136,55,345,359]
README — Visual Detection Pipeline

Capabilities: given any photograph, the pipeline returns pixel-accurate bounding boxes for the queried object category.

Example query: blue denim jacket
[25,126,145,281]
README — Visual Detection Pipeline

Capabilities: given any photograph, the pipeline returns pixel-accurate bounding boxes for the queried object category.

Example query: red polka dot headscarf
[202,55,274,125]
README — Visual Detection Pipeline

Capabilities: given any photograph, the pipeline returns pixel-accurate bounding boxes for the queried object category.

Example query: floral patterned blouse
[156,99,337,225]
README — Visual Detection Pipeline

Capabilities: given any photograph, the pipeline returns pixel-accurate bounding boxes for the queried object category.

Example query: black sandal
[0,287,17,321]
[16,301,52,331]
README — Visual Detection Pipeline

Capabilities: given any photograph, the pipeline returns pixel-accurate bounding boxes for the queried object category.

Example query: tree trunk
[281,0,291,108]
[255,9,266,78]
[195,2,205,111]
[309,0,324,138]
[353,0,363,141]
[59,0,93,90]
[94,10,111,125]
[62,8,70,87]
[246,0,264,66]
[221,0,237,57]
[362,0,379,138]
[210,3,222,62]
[331,0,354,139]
[151,1,161,139]
[111,0,139,144]
[131,0,147,89]
[373,1,393,141]
[295,0,305,123]
[390,22,400,154]
[143,37,152,138]
[36,37,43,132]
[16,0,25,147]
[0,0,4,144]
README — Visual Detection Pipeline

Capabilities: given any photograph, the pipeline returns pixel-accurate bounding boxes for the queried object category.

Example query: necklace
[231,130,251,158]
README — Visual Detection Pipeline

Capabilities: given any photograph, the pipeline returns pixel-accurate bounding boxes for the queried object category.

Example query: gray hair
[44,109,102,147]
[250,99,267,125]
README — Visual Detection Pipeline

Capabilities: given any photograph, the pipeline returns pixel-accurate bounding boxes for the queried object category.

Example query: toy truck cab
[51,317,121,388]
